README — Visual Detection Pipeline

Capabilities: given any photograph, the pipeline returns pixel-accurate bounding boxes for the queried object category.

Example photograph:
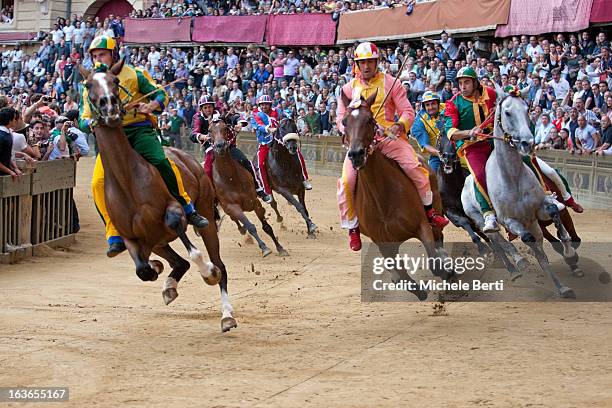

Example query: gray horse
[462,84,576,298]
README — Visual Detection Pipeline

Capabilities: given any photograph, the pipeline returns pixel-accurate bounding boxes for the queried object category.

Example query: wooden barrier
[237,132,612,209]
[1,160,77,264]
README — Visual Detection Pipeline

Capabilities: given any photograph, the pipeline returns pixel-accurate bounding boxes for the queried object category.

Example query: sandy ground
[1,156,612,407]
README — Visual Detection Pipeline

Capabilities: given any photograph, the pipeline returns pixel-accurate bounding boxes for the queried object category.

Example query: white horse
[462,85,576,298]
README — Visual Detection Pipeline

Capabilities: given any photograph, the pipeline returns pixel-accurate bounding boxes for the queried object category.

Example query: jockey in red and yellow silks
[336,41,448,252]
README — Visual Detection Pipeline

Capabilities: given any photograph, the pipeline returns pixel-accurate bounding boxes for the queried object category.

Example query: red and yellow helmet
[354,42,379,61]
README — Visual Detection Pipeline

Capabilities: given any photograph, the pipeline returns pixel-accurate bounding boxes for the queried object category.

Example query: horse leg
[487,232,522,279]
[378,243,427,301]
[298,188,318,237]
[254,202,289,256]
[526,222,575,299]
[228,204,271,257]
[123,239,159,282]
[197,212,237,332]
[268,195,284,224]
[417,221,453,280]
[233,218,247,235]
[153,244,191,305]
[446,208,491,256]
[277,187,317,238]
[560,209,581,249]
[540,204,582,278]
[165,207,221,286]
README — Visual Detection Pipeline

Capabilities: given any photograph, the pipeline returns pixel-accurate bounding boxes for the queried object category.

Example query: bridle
[86,74,131,126]
[342,104,385,155]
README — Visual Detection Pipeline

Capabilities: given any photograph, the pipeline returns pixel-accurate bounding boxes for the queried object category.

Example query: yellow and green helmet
[88,35,118,60]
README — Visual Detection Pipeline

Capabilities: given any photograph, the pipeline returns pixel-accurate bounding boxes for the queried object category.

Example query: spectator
[0,107,22,179]
[304,104,320,136]
[535,113,555,148]
[596,115,612,155]
[574,115,600,154]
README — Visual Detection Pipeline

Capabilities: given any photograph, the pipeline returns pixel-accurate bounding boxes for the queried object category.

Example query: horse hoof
[221,316,238,332]
[571,267,584,278]
[278,249,290,257]
[202,264,222,286]
[560,286,576,299]
[149,260,164,275]
[162,288,178,305]
[516,258,530,271]
[136,266,158,282]
[307,232,317,239]
[262,248,272,257]
[510,272,523,282]
[413,290,428,301]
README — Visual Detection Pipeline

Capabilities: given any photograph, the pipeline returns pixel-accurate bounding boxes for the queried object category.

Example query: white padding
[282,133,300,143]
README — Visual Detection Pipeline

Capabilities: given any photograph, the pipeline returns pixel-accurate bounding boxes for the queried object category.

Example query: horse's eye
[114,77,120,85]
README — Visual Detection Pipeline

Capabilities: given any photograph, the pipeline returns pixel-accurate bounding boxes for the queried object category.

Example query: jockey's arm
[78,86,94,132]
[411,117,439,156]
[135,68,168,114]
[336,89,348,133]
[444,99,479,141]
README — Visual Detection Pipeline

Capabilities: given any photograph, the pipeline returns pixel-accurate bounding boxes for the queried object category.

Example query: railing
[1,160,76,264]
[236,132,612,210]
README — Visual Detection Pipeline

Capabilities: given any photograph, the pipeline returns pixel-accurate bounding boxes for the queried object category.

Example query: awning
[337,0,510,44]
[123,17,190,43]
[192,16,267,43]
[266,14,337,46]
[496,0,594,37]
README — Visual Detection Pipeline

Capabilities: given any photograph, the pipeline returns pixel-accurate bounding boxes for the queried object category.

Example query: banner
[590,0,612,23]
[123,18,190,43]
[496,0,594,37]
[337,0,510,43]
[192,16,267,43]
[267,14,337,46]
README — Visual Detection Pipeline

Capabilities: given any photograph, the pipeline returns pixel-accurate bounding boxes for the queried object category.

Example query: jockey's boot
[257,188,273,203]
[303,180,312,190]
[187,211,209,229]
[349,227,362,251]
[107,238,126,258]
[565,196,584,213]
[483,213,500,233]
[426,208,449,229]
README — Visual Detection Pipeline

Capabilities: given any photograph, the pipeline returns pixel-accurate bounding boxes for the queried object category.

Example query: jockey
[444,67,500,232]
[191,95,271,202]
[251,94,312,203]
[411,91,456,172]
[337,41,449,252]
[80,35,209,257]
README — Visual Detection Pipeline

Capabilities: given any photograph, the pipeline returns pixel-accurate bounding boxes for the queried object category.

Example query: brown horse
[81,61,237,332]
[263,117,317,239]
[209,117,288,257]
[341,90,451,300]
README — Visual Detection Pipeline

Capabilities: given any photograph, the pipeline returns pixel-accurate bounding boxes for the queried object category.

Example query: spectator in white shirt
[50,24,64,44]
[574,115,600,153]
[547,68,570,102]
[534,113,555,147]
[147,46,161,67]
[62,23,75,48]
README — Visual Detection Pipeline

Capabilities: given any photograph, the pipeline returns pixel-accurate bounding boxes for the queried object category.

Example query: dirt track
[1,156,612,407]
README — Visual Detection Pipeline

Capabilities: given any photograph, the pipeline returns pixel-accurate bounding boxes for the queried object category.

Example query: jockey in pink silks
[336,41,449,251]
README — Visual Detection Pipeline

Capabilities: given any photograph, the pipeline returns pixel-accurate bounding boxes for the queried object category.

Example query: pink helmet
[198,95,214,106]
[257,95,273,105]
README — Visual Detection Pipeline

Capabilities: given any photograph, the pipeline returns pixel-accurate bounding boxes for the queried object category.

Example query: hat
[401,80,410,85]
[354,42,379,61]
[422,91,441,103]
[55,115,69,124]
[456,66,478,81]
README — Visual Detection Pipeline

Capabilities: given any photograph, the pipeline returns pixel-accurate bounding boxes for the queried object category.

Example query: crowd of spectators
[130,0,417,19]
[2,7,612,182]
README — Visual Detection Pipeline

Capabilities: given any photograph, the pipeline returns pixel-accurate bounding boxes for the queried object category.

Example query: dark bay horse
[341,90,452,300]
[209,117,288,257]
[81,61,237,332]
[262,117,317,239]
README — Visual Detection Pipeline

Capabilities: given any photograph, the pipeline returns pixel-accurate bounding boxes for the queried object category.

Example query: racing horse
[462,84,577,298]
[209,116,289,258]
[261,116,318,239]
[80,61,237,332]
[341,90,452,301]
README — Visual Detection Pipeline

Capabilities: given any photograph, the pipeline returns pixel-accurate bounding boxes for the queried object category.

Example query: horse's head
[340,89,378,170]
[437,125,458,174]
[494,83,534,156]
[279,117,299,155]
[79,60,125,128]
[209,114,234,156]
